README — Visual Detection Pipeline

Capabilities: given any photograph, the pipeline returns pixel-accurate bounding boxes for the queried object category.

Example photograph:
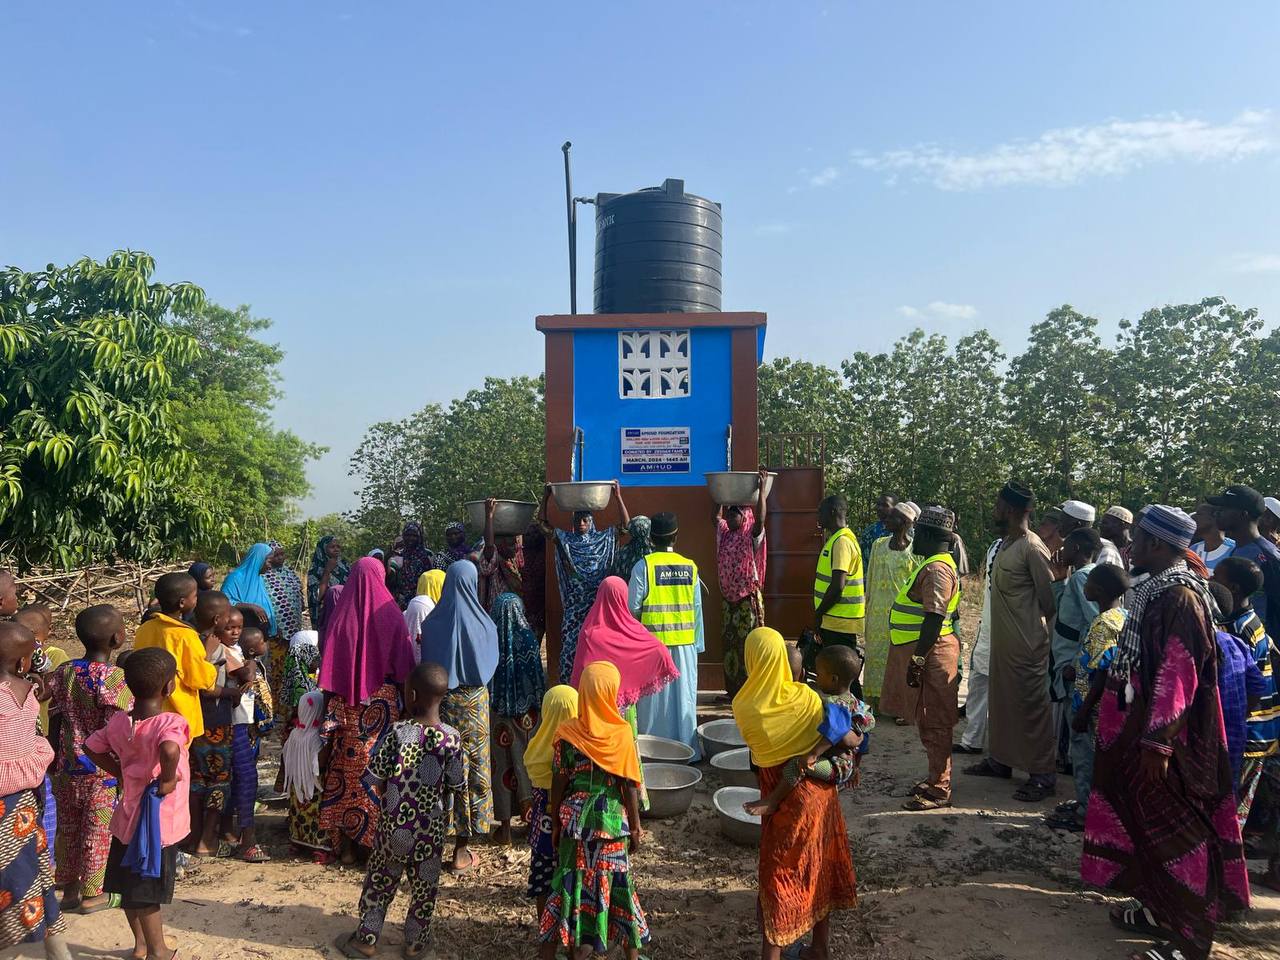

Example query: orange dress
[756,764,858,946]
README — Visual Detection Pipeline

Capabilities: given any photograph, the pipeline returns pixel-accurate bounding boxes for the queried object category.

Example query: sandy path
[14,702,1278,960]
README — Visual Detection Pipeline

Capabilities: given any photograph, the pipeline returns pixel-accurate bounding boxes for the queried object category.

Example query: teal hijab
[221,542,278,635]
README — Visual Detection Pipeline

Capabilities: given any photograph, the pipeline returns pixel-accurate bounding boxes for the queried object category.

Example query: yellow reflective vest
[889,552,960,646]
[640,551,699,647]
[813,527,866,621]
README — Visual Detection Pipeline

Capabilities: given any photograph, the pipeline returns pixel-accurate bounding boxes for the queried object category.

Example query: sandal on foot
[1110,903,1174,939]
[964,758,1012,779]
[238,844,271,863]
[446,848,479,874]
[78,892,121,914]
[1012,781,1055,802]
[902,795,952,811]
[781,942,809,960]
[1043,810,1083,832]
[192,840,234,858]
[334,933,373,958]
[951,743,983,755]
[1130,943,1188,960]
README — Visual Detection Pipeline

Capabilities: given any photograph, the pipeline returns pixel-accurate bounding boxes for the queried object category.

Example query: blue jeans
[1068,703,1096,812]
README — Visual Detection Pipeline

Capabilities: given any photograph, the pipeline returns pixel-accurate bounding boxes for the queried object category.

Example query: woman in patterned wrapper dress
[488,591,547,845]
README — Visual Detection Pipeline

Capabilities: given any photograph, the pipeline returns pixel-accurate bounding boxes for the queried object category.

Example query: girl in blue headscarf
[221,542,278,637]
[419,561,497,871]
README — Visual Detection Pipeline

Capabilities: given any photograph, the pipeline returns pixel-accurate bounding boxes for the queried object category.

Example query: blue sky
[4,2,1277,514]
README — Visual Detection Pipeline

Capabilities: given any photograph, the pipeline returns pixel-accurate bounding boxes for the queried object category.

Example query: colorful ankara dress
[733,628,858,947]
[353,719,464,955]
[420,561,499,841]
[862,535,916,702]
[540,663,648,954]
[1082,569,1249,960]
[0,680,63,949]
[552,518,617,682]
[316,557,417,850]
[525,686,579,900]
[489,592,546,823]
[393,522,436,610]
[716,510,767,699]
[46,659,133,899]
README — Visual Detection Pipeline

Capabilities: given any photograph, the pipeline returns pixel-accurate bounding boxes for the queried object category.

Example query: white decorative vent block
[618,330,690,399]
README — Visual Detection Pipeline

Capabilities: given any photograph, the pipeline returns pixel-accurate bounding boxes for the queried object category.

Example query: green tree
[170,303,324,556]
[348,376,546,547]
[756,358,852,477]
[0,251,213,568]
[1004,306,1112,505]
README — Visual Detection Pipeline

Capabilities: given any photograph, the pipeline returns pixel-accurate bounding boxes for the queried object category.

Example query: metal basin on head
[463,500,538,537]
[705,471,777,506]
[549,481,614,513]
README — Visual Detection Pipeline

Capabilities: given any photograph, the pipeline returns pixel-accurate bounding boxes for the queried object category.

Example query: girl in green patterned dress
[539,662,648,959]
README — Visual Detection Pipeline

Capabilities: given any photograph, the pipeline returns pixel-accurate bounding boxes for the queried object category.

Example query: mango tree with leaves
[0,251,215,568]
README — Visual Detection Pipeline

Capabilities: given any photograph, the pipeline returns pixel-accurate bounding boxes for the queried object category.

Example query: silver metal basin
[697,718,747,761]
[709,746,757,788]
[641,763,702,818]
[713,786,762,845]
[637,734,695,764]
[463,500,538,537]
[705,471,777,506]
[549,481,614,512]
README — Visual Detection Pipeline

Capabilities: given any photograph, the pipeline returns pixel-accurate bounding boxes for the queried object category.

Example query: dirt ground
[12,698,1278,960]
[15,585,1280,960]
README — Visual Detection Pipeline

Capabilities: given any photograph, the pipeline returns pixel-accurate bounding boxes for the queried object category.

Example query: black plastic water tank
[593,178,722,313]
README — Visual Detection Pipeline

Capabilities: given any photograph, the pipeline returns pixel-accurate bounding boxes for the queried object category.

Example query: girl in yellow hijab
[732,627,825,768]
[403,569,446,650]
[524,686,578,918]
[541,662,650,957]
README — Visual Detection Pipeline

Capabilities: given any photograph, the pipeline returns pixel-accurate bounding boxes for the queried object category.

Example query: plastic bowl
[697,718,746,761]
[549,481,614,513]
[705,471,777,507]
[463,500,537,537]
[709,747,757,788]
[713,786,762,845]
[641,763,703,818]
[637,734,695,764]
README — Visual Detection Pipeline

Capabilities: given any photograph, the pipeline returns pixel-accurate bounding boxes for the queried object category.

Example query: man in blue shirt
[1209,484,1280,640]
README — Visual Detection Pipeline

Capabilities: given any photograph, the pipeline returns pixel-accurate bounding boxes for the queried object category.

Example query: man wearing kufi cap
[881,506,962,810]
[1209,483,1280,639]
[965,481,1059,800]
[1099,505,1132,568]
[1082,504,1247,960]
[629,511,705,759]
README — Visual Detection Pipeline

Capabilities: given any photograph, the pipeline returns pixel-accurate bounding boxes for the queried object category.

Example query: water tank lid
[595,178,721,210]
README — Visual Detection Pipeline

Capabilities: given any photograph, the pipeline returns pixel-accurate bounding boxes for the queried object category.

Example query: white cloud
[897,302,978,322]
[1229,253,1280,274]
[753,223,793,237]
[853,110,1274,191]
[809,166,840,187]
[926,300,978,320]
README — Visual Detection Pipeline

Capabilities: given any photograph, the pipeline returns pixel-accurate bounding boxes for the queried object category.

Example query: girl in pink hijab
[571,576,679,710]
[316,557,416,862]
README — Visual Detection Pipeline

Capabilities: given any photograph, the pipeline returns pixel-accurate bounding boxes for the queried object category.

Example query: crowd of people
[0,475,1277,960]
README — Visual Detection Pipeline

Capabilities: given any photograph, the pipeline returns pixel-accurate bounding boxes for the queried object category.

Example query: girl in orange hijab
[539,662,649,959]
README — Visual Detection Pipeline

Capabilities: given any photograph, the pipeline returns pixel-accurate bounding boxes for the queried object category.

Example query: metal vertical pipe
[561,142,577,314]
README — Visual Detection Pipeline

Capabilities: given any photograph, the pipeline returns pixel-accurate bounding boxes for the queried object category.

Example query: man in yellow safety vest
[884,505,962,811]
[811,494,867,693]
[629,511,705,759]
